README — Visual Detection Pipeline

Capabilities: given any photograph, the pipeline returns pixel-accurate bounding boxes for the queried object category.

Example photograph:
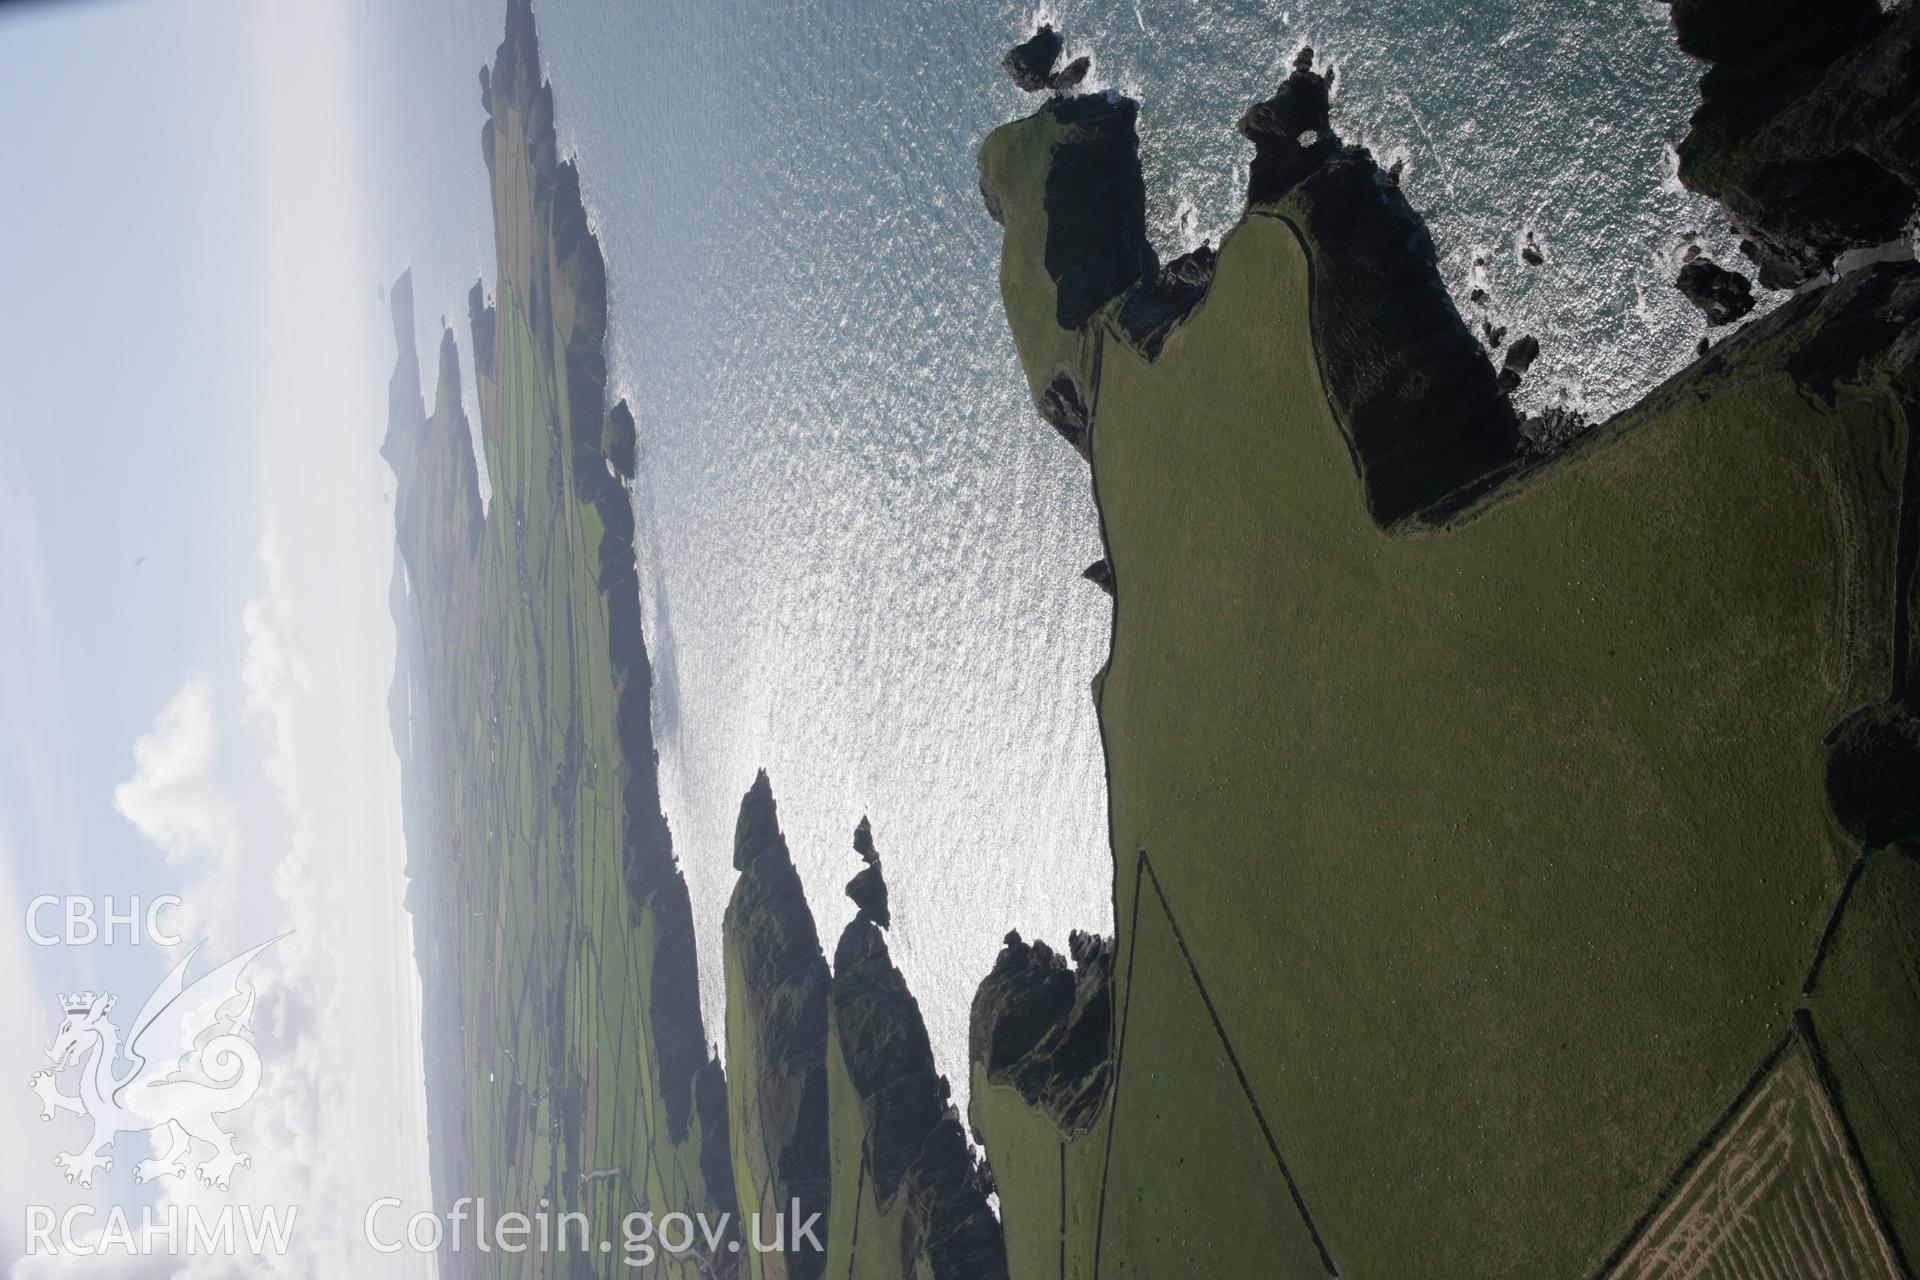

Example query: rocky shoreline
[972,7,1918,1275]
[389,5,1043,1275]
[388,1,1919,1276]
[1667,0,1918,290]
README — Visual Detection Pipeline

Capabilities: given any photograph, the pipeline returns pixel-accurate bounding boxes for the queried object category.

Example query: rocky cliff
[1666,0,1919,288]
[723,774,832,1280]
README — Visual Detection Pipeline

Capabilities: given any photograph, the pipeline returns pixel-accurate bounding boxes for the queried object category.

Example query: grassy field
[1607,1036,1900,1278]
[966,1072,1108,1280]
[979,97,1916,1278]
[399,279,729,1276]
[1809,847,1920,1265]
[820,1023,905,1280]
[389,6,735,1274]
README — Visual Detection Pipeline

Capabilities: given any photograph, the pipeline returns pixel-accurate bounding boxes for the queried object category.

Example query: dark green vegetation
[390,2,737,1273]
[393,1,1919,1276]
[973,15,1920,1280]
[394,7,1007,1276]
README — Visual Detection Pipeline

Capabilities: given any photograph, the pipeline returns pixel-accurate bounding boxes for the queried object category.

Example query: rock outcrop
[1002,24,1090,96]
[1082,557,1115,595]
[829,841,1008,1278]
[1116,243,1218,359]
[1036,369,1094,460]
[969,929,1114,1135]
[1666,0,1920,288]
[979,35,1528,523]
[1040,95,1159,332]
[1237,52,1524,523]
[1675,257,1757,326]
[724,773,832,1280]
[844,816,890,929]
[1238,47,1344,206]
[606,398,638,482]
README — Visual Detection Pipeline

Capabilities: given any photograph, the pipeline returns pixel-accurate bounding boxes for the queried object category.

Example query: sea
[354,0,1754,1103]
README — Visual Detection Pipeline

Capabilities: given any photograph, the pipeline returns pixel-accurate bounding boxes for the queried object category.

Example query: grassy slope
[976,106,1102,410]
[398,15,736,1276]
[1092,868,1332,1277]
[980,106,1911,1278]
[821,1023,909,1280]
[967,1071,1104,1280]
[436,276,724,1277]
[724,938,774,1280]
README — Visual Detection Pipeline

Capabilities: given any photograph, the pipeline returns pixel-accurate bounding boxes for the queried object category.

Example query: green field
[387,6,736,1274]
[977,90,1918,1279]
[392,11,1004,1278]
[388,11,1919,1278]
[1607,1036,1900,1278]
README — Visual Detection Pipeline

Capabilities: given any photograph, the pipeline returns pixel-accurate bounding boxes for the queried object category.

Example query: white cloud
[111,679,240,949]
[60,517,427,1280]
[10,0,432,1271]
[138,519,430,1279]
[240,533,309,806]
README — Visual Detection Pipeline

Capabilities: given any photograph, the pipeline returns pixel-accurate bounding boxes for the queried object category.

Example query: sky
[0,0,434,1273]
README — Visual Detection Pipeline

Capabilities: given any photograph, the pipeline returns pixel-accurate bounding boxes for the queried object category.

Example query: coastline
[384,2,1920,1276]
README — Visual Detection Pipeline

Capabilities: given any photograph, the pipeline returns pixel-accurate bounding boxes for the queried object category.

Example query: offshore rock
[846,863,889,928]
[1676,257,1756,326]
[1051,56,1091,95]
[467,279,496,382]
[1498,334,1541,393]
[969,929,1114,1135]
[844,820,890,929]
[1002,24,1063,93]
[846,817,889,927]
[1002,25,1088,96]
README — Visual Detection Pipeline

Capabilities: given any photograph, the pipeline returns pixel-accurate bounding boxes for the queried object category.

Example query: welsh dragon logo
[27,937,281,1191]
